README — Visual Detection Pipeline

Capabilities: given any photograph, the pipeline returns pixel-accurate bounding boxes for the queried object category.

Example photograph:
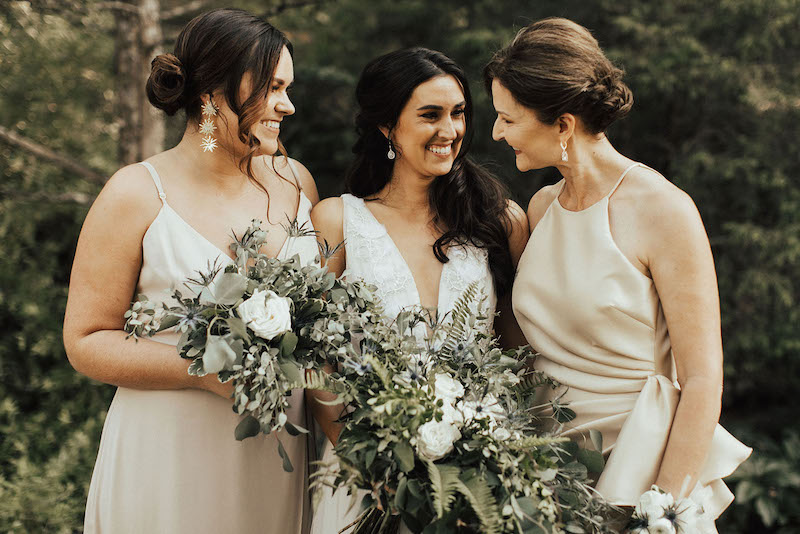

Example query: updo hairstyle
[146,8,292,179]
[484,18,633,134]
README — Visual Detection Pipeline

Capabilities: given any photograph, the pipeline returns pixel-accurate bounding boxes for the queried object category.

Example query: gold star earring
[199,99,218,153]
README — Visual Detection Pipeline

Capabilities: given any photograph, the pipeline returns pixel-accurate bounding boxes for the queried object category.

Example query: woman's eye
[421,112,437,119]
[452,109,465,117]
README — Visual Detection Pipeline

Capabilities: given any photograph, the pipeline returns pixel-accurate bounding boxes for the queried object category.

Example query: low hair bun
[146,53,187,116]
[583,68,633,132]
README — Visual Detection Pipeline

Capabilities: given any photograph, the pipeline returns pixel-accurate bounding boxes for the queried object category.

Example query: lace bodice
[341,194,496,329]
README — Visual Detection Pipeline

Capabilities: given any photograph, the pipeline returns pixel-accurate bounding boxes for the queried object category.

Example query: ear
[557,113,576,140]
[378,125,391,140]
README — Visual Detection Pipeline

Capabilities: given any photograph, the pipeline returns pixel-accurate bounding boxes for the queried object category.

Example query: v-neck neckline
[160,191,308,262]
[359,198,447,311]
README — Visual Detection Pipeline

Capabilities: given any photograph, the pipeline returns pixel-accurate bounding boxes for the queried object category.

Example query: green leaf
[284,421,309,436]
[158,313,180,331]
[277,438,294,473]
[226,316,251,342]
[279,331,298,357]
[279,361,302,384]
[203,335,237,374]
[394,441,415,473]
[365,447,377,469]
[200,272,247,305]
[234,415,261,441]
[187,357,207,377]
[577,448,605,473]
[589,429,603,453]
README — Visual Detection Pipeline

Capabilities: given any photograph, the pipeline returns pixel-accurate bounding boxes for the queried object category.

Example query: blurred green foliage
[1,0,797,531]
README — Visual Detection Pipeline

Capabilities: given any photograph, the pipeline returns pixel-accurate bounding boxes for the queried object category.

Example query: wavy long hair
[346,48,514,297]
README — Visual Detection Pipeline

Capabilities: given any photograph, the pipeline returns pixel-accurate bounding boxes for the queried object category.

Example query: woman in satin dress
[484,18,751,529]
[64,9,318,533]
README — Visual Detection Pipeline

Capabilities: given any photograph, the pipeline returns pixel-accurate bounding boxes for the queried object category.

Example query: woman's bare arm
[63,164,229,397]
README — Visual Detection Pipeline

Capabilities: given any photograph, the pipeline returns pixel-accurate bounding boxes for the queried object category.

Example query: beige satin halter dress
[83,160,318,533]
[512,164,751,520]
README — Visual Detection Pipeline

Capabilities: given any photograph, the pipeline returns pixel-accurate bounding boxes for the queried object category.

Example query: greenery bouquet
[316,284,614,534]
[123,219,381,471]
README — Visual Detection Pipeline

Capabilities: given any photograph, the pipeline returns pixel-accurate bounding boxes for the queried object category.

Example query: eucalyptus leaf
[284,422,309,436]
[199,272,248,305]
[394,441,415,473]
[226,316,251,342]
[279,331,298,356]
[234,415,260,441]
[277,439,294,473]
[279,361,302,384]
[577,449,605,473]
[203,335,237,374]
[589,429,603,453]
[158,314,180,331]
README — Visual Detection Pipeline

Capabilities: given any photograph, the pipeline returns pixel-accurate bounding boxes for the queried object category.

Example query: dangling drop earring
[199,98,218,153]
[560,140,568,162]
[387,139,396,160]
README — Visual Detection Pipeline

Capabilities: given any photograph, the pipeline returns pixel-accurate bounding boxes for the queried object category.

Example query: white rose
[237,289,292,340]
[646,518,676,534]
[416,420,461,460]
[433,373,465,402]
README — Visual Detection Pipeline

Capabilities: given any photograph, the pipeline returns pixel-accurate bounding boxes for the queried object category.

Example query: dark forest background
[1,0,798,531]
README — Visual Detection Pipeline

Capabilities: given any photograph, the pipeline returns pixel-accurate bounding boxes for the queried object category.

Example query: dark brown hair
[346,48,515,297]
[146,8,293,181]
[484,18,633,134]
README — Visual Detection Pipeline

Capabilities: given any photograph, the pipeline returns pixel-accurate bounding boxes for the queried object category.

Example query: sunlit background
[1,0,798,531]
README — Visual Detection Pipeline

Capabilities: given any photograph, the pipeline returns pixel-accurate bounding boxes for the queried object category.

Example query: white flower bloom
[416,419,461,460]
[237,289,292,340]
[646,518,676,534]
[636,487,674,522]
[440,400,464,426]
[433,373,465,402]
[459,393,504,422]
[491,426,512,441]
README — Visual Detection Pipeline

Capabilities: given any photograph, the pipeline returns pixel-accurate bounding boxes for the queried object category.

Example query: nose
[491,117,504,141]
[438,116,458,140]
[276,92,295,116]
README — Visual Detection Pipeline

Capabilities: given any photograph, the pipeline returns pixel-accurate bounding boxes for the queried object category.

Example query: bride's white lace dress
[310,194,497,534]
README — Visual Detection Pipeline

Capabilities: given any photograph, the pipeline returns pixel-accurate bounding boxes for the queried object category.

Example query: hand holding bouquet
[124,220,381,471]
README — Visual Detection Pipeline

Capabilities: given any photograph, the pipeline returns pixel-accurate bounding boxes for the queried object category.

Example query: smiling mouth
[427,144,452,156]
[261,120,281,131]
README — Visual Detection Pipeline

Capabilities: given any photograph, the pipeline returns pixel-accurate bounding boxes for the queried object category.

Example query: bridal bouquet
[124,220,381,471]
[316,283,614,534]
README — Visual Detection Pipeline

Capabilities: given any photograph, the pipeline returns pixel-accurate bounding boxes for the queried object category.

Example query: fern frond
[454,475,502,534]
[425,459,461,518]
[505,435,568,451]
[300,368,336,392]
[438,281,481,358]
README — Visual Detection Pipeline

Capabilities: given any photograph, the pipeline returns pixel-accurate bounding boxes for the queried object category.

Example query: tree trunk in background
[114,0,164,166]
[139,0,164,159]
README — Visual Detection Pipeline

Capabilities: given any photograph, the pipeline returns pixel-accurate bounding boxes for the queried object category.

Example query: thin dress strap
[607,162,644,198]
[139,161,167,203]
[284,157,303,191]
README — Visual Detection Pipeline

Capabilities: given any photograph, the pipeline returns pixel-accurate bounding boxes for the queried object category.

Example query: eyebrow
[417,101,466,111]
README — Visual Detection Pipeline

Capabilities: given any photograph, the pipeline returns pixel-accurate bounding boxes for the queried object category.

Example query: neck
[172,124,256,195]
[554,135,633,208]
[375,161,433,216]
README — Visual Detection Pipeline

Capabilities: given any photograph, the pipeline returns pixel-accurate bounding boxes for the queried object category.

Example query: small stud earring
[200,99,218,153]
[387,139,396,160]
[560,140,568,162]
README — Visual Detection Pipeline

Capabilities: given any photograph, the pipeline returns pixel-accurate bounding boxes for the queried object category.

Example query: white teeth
[262,120,281,129]
[427,145,451,155]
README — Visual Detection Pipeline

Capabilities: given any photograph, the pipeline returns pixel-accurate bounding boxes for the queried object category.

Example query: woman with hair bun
[308,47,529,532]
[485,18,750,527]
[63,9,318,533]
